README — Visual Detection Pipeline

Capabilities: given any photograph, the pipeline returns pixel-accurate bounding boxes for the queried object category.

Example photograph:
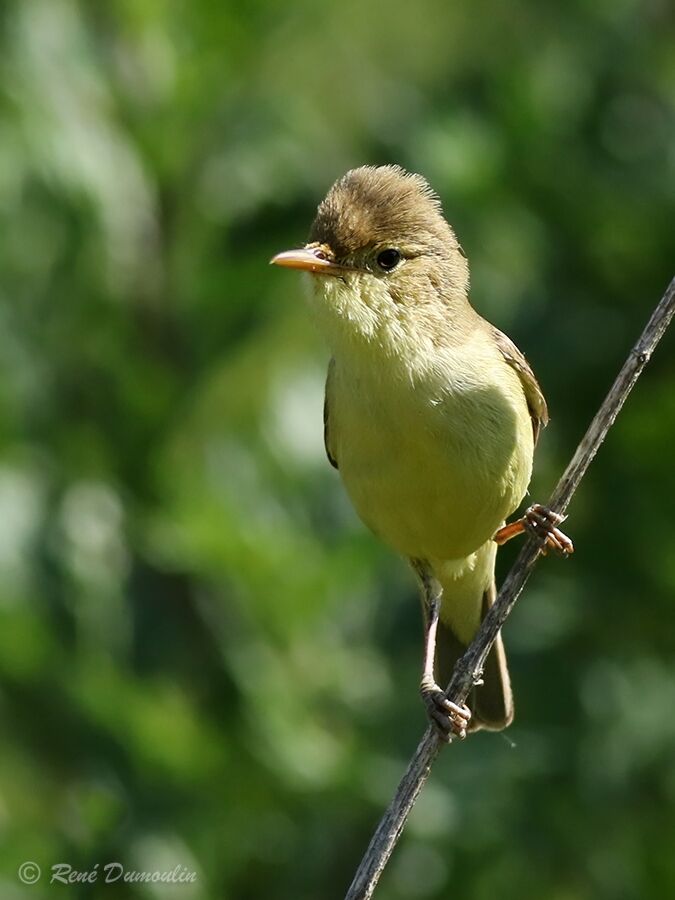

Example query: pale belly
[330,361,534,562]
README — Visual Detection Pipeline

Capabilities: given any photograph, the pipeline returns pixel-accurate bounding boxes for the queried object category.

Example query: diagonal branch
[345,276,675,900]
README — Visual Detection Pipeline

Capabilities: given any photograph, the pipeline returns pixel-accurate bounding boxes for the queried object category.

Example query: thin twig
[345,276,675,900]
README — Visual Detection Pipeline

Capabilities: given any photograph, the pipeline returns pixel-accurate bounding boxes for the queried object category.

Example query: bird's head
[271,166,470,348]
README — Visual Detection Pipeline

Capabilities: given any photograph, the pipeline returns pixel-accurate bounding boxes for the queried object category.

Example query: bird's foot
[420,677,471,742]
[494,504,574,557]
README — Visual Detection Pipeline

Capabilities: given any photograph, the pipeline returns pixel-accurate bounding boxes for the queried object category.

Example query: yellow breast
[328,332,534,562]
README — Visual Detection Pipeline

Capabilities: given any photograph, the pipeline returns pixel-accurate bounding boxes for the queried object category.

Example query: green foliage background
[0,1,674,898]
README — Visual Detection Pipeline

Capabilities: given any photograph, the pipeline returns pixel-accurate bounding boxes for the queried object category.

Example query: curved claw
[420,680,471,742]
[525,505,574,556]
[494,504,574,557]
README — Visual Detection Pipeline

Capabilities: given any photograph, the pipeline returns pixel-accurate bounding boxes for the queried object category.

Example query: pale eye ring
[376,248,402,271]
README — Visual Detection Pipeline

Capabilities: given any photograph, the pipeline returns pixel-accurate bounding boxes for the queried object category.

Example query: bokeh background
[1,1,674,898]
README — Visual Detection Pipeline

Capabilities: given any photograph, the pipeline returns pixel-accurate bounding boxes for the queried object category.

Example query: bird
[271,165,572,740]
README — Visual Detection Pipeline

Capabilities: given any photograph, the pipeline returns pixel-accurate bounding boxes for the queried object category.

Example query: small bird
[271,165,572,740]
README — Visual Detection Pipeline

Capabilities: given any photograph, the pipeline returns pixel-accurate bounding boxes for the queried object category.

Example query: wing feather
[492,327,548,444]
[323,358,338,469]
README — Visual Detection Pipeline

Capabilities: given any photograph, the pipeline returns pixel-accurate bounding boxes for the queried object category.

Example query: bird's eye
[376,249,402,271]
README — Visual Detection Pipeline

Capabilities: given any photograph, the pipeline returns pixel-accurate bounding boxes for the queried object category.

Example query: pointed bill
[270,247,346,276]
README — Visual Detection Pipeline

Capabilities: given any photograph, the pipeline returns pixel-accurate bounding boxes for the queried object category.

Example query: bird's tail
[435,577,514,733]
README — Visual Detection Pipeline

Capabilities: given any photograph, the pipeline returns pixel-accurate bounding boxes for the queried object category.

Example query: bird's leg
[411,559,471,742]
[494,504,574,557]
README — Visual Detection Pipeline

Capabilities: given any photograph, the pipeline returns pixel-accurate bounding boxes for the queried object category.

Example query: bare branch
[345,276,675,900]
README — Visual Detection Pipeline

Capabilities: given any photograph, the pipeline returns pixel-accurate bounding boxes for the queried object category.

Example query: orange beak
[270,247,346,276]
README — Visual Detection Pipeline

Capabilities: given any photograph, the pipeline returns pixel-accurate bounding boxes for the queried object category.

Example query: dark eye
[376,249,402,271]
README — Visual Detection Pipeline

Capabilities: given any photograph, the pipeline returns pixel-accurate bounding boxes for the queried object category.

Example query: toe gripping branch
[494,504,574,557]
[420,677,472,743]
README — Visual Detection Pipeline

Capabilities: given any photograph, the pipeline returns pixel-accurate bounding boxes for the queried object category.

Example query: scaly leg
[494,504,574,557]
[411,559,471,742]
